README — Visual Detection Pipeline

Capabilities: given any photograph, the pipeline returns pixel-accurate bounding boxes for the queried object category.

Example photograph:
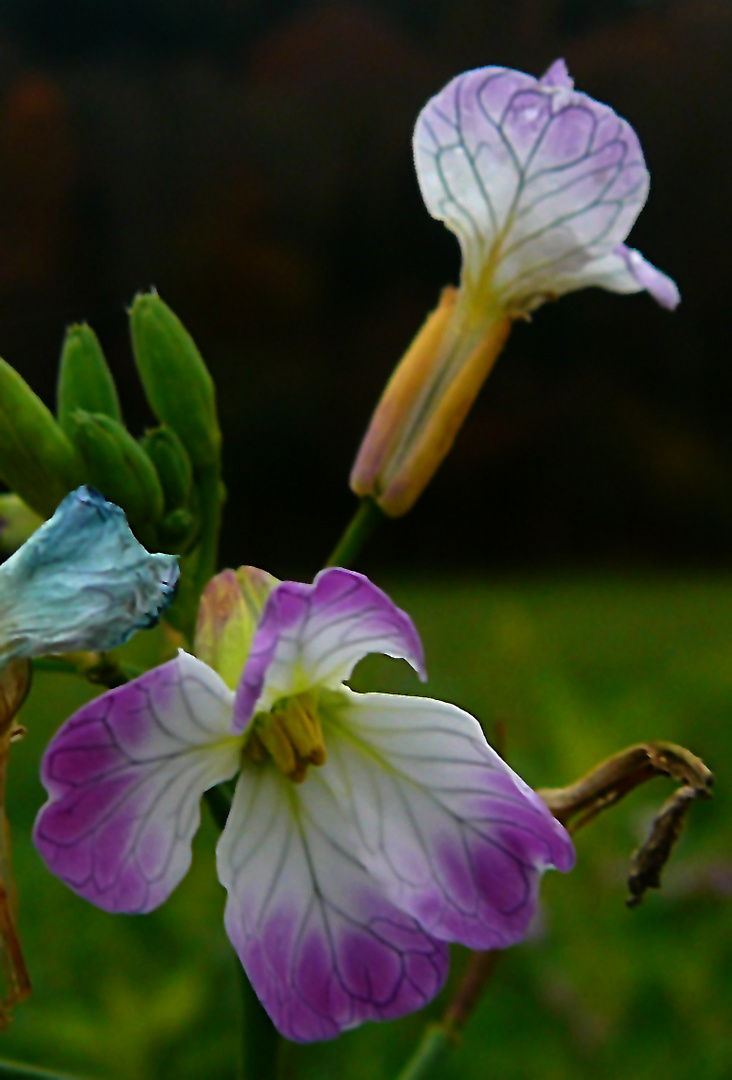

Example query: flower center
[243,692,327,783]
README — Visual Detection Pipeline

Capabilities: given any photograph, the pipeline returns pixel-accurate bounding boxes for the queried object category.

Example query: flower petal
[614,244,680,310]
[413,62,673,310]
[34,652,239,913]
[319,689,575,950]
[216,762,448,1042]
[0,486,179,662]
[233,568,425,733]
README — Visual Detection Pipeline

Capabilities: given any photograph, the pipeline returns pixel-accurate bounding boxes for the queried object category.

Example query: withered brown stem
[538,741,713,907]
[538,741,712,829]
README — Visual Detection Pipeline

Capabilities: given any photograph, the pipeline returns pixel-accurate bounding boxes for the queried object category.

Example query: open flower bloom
[0,486,179,663]
[34,566,574,1042]
[351,59,680,516]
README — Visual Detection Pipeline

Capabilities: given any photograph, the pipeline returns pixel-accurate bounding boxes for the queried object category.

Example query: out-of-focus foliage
[0,0,727,572]
[2,576,729,1079]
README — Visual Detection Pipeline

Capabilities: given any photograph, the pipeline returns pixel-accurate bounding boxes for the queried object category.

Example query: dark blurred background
[0,0,727,578]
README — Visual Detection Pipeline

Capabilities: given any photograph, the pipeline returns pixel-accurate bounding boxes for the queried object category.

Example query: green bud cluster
[0,292,223,580]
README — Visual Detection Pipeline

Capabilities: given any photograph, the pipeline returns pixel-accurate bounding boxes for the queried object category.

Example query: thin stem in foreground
[325,497,384,569]
[204,788,281,1080]
[192,462,224,599]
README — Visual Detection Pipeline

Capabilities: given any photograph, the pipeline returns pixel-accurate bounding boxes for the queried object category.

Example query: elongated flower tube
[0,486,178,662]
[351,59,680,516]
[34,565,574,1042]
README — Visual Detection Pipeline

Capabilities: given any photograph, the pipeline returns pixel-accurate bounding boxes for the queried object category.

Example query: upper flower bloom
[34,566,573,1042]
[351,59,679,516]
[0,486,179,663]
[414,58,680,314]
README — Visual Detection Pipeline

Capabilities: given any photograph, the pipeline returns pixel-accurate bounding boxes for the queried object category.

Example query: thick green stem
[204,787,281,1080]
[203,785,231,831]
[238,964,281,1080]
[325,497,384,568]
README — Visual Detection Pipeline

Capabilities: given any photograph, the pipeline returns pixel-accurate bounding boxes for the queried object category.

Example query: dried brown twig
[538,741,713,906]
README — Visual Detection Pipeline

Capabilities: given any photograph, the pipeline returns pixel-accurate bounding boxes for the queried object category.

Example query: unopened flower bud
[0,359,83,517]
[158,507,197,553]
[141,426,193,512]
[67,411,164,533]
[57,323,122,434]
[194,566,278,690]
[129,292,221,470]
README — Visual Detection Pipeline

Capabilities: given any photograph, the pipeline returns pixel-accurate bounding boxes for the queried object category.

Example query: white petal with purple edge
[216,761,448,1042]
[319,689,575,950]
[232,568,425,733]
[34,652,240,913]
[413,62,678,310]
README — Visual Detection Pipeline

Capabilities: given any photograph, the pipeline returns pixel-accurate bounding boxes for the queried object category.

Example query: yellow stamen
[243,693,328,782]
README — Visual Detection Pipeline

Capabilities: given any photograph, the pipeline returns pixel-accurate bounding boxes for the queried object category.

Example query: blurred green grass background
[1,575,730,1079]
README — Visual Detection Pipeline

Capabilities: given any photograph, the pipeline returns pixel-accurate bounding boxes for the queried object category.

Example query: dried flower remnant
[34,566,574,1042]
[0,486,179,664]
[352,59,680,516]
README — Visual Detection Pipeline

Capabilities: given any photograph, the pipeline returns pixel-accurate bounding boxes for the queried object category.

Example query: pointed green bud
[67,411,164,530]
[129,292,221,469]
[57,323,122,434]
[141,425,193,511]
[0,359,83,517]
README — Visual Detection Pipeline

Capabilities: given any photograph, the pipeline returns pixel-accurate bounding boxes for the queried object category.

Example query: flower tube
[351,59,680,516]
[34,565,573,1041]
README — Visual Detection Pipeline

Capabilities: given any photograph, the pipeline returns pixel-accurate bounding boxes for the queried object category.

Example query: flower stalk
[325,496,384,568]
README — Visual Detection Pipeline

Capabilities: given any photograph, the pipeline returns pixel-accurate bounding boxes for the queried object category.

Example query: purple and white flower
[351,59,680,517]
[414,58,680,313]
[34,566,574,1042]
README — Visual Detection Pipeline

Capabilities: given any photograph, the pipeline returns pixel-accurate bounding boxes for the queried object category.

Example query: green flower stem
[203,785,231,830]
[193,463,223,598]
[325,497,384,568]
[394,952,498,1080]
[204,787,282,1080]
[238,963,281,1080]
[394,1026,453,1080]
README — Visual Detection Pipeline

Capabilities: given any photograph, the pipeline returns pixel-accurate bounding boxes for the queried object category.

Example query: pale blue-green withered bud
[0,486,178,663]
[0,359,83,517]
[67,411,165,532]
[141,425,193,512]
[57,323,123,434]
[129,292,221,470]
[0,494,43,553]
